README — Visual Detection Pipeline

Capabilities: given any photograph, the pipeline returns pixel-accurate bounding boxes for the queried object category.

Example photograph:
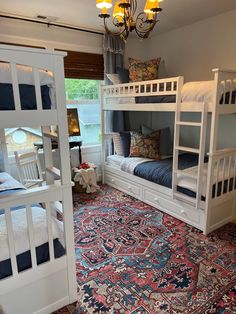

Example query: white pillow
[112,132,123,156]
[106,74,121,85]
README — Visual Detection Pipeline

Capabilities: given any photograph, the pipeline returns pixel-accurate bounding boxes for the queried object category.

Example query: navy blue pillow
[116,67,129,83]
[120,131,131,157]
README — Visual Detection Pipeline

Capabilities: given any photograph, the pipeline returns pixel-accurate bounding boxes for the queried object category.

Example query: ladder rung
[176,121,202,127]
[46,166,61,178]
[175,146,200,154]
[43,131,58,141]
[174,170,198,179]
[173,192,196,205]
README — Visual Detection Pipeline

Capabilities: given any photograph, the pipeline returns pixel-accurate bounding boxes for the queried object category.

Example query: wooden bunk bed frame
[0,45,77,314]
[101,69,236,235]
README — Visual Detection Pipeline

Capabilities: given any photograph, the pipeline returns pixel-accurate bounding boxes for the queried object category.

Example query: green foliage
[65,79,99,100]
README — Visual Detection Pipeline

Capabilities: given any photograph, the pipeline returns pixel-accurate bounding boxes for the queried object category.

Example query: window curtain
[103,33,127,132]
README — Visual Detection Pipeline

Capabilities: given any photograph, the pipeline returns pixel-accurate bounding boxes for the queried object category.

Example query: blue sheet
[134,153,200,197]
[0,239,65,279]
[135,91,236,105]
[0,187,65,280]
[0,83,51,110]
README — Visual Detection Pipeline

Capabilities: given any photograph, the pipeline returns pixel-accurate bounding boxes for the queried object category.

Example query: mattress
[0,239,65,279]
[105,80,236,106]
[134,153,200,197]
[107,155,125,168]
[0,62,55,110]
[0,83,52,110]
[0,173,65,279]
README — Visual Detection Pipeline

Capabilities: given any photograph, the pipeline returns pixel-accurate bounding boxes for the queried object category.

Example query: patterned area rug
[54,185,236,314]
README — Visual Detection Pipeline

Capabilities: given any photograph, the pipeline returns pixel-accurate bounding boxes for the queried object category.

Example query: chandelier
[96,0,163,41]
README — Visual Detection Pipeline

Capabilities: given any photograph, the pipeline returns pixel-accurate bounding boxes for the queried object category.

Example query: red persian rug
[55,185,236,314]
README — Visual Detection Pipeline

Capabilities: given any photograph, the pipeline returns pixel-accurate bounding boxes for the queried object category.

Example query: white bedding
[181,80,236,104]
[0,205,64,262]
[177,160,236,197]
[107,155,173,172]
[0,172,26,192]
[0,62,54,86]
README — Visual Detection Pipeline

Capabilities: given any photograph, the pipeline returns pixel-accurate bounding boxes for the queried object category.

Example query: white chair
[14,148,44,188]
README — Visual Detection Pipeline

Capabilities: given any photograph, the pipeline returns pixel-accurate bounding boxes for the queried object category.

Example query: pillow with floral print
[129,131,161,159]
[128,57,161,82]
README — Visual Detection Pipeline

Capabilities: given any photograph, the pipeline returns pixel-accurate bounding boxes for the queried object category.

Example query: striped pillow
[112,133,123,156]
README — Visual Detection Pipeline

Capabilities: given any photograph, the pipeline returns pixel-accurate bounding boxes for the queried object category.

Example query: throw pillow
[112,133,123,156]
[116,67,129,83]
[106,73,121,85]
[141,125,173,156]
[128,57,161,82]
[130,131,160,159]
[119,131,131,157]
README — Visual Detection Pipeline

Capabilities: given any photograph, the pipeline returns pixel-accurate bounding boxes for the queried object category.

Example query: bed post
[204,69,221,235]
[172,76,184,193]
[101,84,106,184]
[54,54,77,303]
[0,128,9,173]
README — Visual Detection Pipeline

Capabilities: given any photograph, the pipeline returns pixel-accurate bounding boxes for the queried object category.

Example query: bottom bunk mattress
[0,239,65,279]
[0,172,65,279]
[133,153,199,197]
[106,154,203,197]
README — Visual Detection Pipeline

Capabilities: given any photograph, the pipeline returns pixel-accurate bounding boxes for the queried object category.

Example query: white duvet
[0,206,64,262]
[0,62,54,86]
[177,160,236,197]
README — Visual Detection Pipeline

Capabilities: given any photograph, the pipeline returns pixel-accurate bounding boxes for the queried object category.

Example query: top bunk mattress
[0,62,55,110]
[104,80,236,106]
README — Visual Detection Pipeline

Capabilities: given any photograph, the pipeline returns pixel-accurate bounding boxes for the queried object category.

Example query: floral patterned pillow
[129,131,161,159]
[128,57,161,82]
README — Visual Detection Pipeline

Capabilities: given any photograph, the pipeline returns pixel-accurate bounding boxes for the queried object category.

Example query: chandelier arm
[103,16,129,39]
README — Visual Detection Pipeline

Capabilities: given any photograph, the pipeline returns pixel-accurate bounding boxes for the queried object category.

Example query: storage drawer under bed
[143,188,201,225]
[105,172,142,200]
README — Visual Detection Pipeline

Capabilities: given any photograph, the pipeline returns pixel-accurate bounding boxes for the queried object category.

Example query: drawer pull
[111,179,115,183]
[128,186,132,190]
[180,209,186,215]
[154,197,160,204]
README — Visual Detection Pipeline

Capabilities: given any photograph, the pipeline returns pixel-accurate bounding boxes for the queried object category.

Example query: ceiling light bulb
[144,0,158,14]
[96,0,112,9]
[113,2,124,18]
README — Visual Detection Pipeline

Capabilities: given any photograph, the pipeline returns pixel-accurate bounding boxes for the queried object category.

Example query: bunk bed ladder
[173,102,207,208]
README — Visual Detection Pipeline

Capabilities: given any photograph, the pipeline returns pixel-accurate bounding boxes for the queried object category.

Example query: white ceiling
[1,0,236,35]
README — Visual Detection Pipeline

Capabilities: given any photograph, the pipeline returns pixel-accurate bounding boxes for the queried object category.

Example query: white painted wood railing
[103,77,179,98]
[208,148,236,199]
[0,185,65,280]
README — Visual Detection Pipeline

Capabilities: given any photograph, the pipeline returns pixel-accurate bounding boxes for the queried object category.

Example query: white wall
[148,9,236,82]
[127,9,236,151]
[0,18,103,175]
[0,18,103,53]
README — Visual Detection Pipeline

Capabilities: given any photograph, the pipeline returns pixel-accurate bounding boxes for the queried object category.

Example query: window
[65,79,101,145]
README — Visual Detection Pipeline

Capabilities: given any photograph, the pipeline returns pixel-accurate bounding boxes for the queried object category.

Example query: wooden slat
[5,207,18,277]
[10,62,21,111]
[33,67,43,110]
[46,202,55,262]
[25,205,37,269]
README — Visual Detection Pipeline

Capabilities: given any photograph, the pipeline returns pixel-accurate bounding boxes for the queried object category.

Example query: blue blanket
[134,153,200,197]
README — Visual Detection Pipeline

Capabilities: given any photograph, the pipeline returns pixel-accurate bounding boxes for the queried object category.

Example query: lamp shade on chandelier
[96,0,163,41]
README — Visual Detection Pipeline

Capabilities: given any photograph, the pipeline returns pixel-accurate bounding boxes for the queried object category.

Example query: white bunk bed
[0,45,77,314]
[101,69,236,235]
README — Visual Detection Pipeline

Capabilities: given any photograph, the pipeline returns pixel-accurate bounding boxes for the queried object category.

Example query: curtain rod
[0,14,104,36]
